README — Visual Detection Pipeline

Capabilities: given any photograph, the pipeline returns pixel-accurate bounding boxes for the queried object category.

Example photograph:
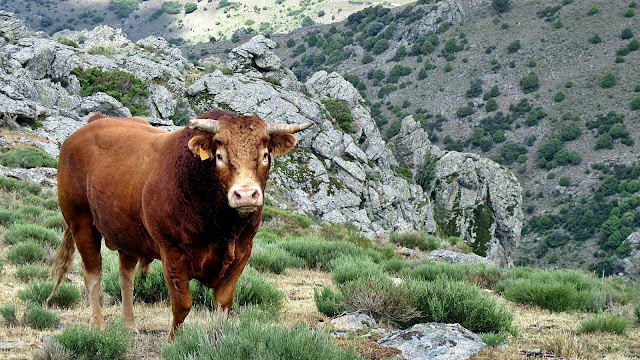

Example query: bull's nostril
[234,192,242,200]
[252,191,258,200]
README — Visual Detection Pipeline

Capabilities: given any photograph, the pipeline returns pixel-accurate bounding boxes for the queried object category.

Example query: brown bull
[47,109,312,337]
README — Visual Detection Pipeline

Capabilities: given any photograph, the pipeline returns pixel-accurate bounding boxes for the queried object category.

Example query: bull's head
[187,114,312,214]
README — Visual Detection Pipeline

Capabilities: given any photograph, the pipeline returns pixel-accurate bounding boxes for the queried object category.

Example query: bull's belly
[94,215,160,259]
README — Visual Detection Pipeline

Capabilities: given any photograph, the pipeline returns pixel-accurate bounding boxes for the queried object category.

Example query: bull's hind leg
[118,251,139,333]
[71,223,105,327]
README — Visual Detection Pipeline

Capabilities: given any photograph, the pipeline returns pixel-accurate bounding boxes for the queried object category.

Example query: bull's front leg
[161,257,192,340]
[213,245,252,310]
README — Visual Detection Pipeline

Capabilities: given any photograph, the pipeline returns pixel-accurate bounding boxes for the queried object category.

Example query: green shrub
[330,256,385,285]
[495,268,611,312]
[278,238,368,270]
[321,100,355,132]
[54,319,133,360]
[18,281,81,308]
[382,257,410,273]
[339,277,419,324]
[314,286,345,317]
[43,213,66,230]
[587,6,599,15]
[506,40,520,53]
[589,34,602,44]
[409,278,515,334]
[0,177,42,195]
[161,1,182,14]
[249,243,304,274]
[1,147,58,168]
[578,314,630,335]
[162,318,362,360]
[554,91,565,102]
[621,28,634,39]
[108,0,138,18]
[372,39,389,54]
[4,223,60,246]
[7,241,44,265]
[411,262,467,282]
[601,72,616,88]
[630,97,640,111]
[634,302,640,323]
[485,98,498,112]
[492,0,511,13]
[479,332,507,347]
[72,67,149,116]
[624,8,635,17]
[520,72,540,93]
[558,176,570,187]
[15,264,49,282]
[24,303,60,330]
[233,266,283,312]
[390,231,439,251]
[184,2,197,13]
[0,304,17,324]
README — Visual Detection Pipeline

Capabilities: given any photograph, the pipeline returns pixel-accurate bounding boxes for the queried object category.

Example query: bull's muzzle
[228,185,263,213]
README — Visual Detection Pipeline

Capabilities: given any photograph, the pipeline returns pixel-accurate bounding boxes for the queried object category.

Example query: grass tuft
[0,304,18,324]
[390,231,440,251]
[249,243,304,274]
[330,256,386,285]
[24,303,60,329]
[4,223,61,246]
[18,281,81,308]
[15,264,49,282]
[314,286,345,317]
[0,147,58,168]
[7,241,45,265]
[578,314,630,335]
[53,319,133,360]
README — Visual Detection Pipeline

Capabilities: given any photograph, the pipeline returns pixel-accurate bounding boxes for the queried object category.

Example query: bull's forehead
[214,117,269,157]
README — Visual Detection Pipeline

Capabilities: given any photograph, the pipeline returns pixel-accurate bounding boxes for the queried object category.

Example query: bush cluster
[53,320,133,360]
[1,147,58,168]
[321,100,355,132]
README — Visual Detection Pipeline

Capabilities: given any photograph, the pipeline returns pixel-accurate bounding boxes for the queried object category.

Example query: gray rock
[227,35,280,72]
[146,85,176,121]
[0,11,31,43]
[79,92,131,117]
[331,312,377,331]
[377,323,486,360]
[620,232,640,278]
[0,165,57,188]
[428,250,495,265]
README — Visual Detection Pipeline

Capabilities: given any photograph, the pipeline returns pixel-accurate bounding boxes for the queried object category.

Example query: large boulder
[377,323,486,360]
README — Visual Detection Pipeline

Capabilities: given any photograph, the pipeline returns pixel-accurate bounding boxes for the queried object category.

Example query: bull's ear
[270,133,297,157]
[188,135,214,160]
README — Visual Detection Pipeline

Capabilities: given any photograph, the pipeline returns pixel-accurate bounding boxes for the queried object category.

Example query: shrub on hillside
[184,2,197,14]
[161,1,182,14]
[630,97,640,111]
[7,241,44,265]
[601,72,616,88]
[71,67,149,116]
[0,304,17,324]
[589,34,602,44]
[1,147,58,168]
[233,266,283,312]
[15,264,49,282]
[249,243,304,274]
[4,223,60,246]
[520,72,539,93]
[54,319,133,360]
[578,314,630,335]
[506,40,521,53]
[330,256,386,285]
[19,281,81,308]
[390,231,439,251]
[314,286,345,317]
[411,262,467,282]
[278,238,368,270]
[409,278,515,334]
[621,28,634,39]
[321,100,355,132]
[554,91,565,102]
[108,0,138,18]
[492,0,511,13]
[162,318,363,360]
[339,277,420,324]
[24,303,60,330]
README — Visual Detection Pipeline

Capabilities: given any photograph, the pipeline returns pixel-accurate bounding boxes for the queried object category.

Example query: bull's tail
[46,227,76,305]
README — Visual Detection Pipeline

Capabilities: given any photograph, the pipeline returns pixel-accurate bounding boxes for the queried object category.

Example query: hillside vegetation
[0,170,639,359]
[0,0,414,43]
[253,0,640,273]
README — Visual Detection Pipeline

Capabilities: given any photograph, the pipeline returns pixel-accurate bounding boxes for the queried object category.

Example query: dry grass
[2,238,639,360]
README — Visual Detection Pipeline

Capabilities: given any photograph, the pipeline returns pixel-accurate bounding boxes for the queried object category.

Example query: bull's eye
[217,154,223,160]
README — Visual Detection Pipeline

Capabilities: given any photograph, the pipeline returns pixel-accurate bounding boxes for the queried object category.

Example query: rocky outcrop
[390,115,523,267]
[0,13,522,265]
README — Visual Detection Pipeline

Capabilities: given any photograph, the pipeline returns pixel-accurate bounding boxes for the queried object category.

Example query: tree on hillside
[492,0,512,13]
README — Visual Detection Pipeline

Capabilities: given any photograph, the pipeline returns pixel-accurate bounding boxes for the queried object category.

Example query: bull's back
[58,117,170,255]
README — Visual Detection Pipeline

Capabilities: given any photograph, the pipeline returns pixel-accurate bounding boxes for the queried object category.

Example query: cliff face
[0,13,522,266]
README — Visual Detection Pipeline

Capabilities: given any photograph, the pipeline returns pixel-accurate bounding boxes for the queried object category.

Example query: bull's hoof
[128,325,140,334]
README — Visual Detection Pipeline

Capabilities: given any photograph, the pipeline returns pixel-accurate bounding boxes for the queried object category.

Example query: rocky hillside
[0,11,522,266]
[0,0,415,43]
[224,0,640,276]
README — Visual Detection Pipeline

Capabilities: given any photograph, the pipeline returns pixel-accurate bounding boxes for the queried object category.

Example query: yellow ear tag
[199,147,211,161]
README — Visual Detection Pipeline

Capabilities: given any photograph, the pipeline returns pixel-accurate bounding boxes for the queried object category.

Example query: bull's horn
[265,122,314,134]
[189,119,220,134]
